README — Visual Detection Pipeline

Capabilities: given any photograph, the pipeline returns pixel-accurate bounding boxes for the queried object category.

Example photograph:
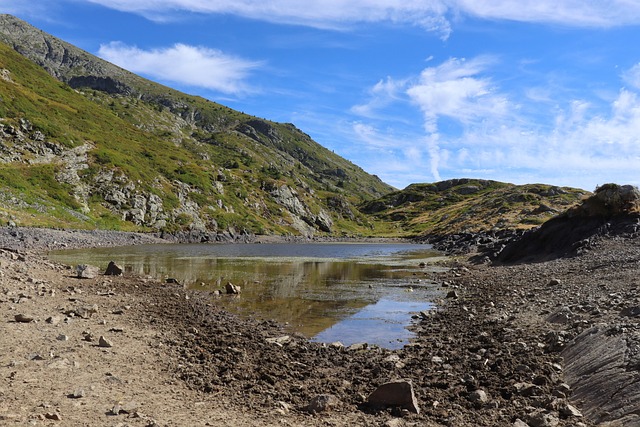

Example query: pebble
[98,336,113,348]
[14,313,34,323]
[304,394,339,413]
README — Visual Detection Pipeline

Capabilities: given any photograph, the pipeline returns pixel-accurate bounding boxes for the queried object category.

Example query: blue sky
[3,1,640,191]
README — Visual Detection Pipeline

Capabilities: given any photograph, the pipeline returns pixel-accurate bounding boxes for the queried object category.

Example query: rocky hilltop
[495,183,640,264]
[361,178,588,238]
[0,14,392,237]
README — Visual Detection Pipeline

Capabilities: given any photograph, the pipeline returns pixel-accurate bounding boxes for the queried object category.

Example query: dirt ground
[1,227,639,426]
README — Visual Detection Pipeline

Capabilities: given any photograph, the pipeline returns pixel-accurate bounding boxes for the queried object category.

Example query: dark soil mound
[495,184,640,264]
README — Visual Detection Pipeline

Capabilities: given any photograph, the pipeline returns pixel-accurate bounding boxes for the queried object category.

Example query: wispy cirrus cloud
[82,0,640,36]
[98,42,262,94]
[350,58,640,189]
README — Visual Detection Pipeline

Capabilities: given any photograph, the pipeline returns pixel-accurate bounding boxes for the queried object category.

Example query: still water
[49,242,446,349]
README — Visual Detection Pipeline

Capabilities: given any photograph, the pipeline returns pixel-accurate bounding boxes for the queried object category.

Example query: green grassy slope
[0,40,390,235]
[359,179,590,236]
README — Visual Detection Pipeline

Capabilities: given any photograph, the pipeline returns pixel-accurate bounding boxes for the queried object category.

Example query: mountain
[0,15,393,237]
[360,178,589,236]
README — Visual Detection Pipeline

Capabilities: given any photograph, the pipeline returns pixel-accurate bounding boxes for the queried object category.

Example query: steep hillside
[0,15,392,236]
[360,178,590,236]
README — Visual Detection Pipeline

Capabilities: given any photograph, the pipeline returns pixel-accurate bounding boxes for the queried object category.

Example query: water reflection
[49,243,445,349]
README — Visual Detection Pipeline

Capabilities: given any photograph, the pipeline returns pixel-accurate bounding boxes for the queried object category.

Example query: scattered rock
[74,304,98,319]
[46,315,61,325]
[446,290,459,299]
[383,419,407,427]
[546,306,574,324]
[527,410,560,427]
[620,306,640,317]
[76,264,99,279]
[14,313,34,323]
[68,388,85,399]
[265,335,291,346]
[559,402,582,418]
[468,389,489,404]
[98,336,113,348]
[104,261,123,276]
[304,394,339,413]
[225,282,241,294]
[44,412,62,421]
[347,342,368,351]
[367,379,420,414]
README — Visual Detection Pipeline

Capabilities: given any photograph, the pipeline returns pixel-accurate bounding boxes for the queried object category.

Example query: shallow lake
[49,242,446,349]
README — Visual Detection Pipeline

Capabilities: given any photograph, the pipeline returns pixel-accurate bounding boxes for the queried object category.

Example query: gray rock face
[367,379,420,414]
[562,325,640,425]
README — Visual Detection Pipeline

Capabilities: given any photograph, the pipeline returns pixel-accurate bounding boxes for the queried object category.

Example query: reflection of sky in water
[311,299,432,350]
[48,243,445,349]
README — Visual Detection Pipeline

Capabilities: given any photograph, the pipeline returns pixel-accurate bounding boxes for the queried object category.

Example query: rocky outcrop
[268,183,333,234]
[495,184,640,264]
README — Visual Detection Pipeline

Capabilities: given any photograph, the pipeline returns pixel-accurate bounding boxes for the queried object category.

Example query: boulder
[367,379,420,414]
[104,261,123,276]
[76,264,99,279]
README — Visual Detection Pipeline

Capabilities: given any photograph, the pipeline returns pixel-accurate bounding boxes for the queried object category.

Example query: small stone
[76,304,99,319]
[46,316,61,325]
[548,278,561,286]
[446,290,459,299]
[513,420,529,427]
[559,403,582,418]
[347,342,368,351]
[304,394,339,413]
[14,313,34,323]
[104,261,123,276]
[225,282,241,294]
[98,336,113,348]
[44,412,62,421]
[329,341,344,349]
[469,389,489,404]
[384,419,407,427]
[367,379,420,414]
[68,389,85,399]
[528,410,560,427]
[56,334,68,341]
[266,335,291,346]
[620,306,640,317]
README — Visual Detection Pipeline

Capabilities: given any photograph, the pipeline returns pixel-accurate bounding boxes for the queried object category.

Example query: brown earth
[1,226,639,426]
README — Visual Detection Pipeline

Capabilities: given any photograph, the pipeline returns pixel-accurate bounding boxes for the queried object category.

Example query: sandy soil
[1,226,639,426]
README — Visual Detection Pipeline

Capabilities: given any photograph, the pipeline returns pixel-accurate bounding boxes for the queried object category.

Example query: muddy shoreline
[2,226,639,426]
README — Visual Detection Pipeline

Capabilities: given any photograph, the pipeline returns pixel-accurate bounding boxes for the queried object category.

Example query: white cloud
[85,0,452,36]
[98,42,262,94]
[406,56,509,133]
[452,0,640,28]
[623,63,640,90]
[82,0,640,36]
[350,59,640,190]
